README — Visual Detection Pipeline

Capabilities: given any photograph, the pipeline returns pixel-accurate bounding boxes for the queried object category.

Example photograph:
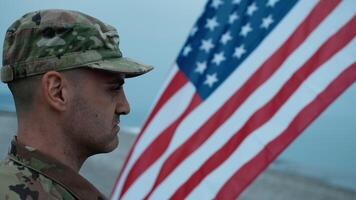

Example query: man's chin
[103,136,119,153]
[89,136,119,155]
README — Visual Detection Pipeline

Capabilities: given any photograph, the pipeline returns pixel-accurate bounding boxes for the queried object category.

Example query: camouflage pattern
[0,138,107,200]
[1,9,153,83]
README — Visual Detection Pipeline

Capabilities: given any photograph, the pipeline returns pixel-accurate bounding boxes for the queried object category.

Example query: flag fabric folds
[111,0,355,199]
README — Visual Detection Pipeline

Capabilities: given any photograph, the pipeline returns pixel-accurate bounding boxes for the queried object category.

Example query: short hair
[8,75,41,115]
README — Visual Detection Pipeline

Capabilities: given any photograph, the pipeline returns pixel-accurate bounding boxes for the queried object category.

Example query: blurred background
[0,0,355,199]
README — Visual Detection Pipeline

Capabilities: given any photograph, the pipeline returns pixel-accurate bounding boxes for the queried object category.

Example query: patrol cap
[1,9,153,83]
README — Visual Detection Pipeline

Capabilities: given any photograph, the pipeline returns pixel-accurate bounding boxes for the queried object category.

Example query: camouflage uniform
[0,138,106,199]
[0,9,153,199]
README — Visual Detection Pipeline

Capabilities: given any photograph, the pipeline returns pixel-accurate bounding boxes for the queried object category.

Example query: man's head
[61,69,130,154]
[1,9,152,154]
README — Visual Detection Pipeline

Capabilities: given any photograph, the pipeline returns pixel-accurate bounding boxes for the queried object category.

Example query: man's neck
[16,121,88,172]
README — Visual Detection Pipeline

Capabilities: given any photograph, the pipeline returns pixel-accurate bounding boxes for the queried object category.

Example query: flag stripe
[215,63,356,199]
[142,1,341,198]
[139,0,319,170]
[150,64,180,109]
[125,70,191,177]
[141,68,188,135]
[119,93,202,198]
[185,38,356,200]
[169,18,354,199]
[111,66,181,198]
[147,10,354,199]
[112,74,194,199]
[117,0,340,198]
[114,2,320,195]
[112,0,355,199]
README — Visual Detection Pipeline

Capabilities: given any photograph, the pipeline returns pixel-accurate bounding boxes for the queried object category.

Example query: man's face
[64,69,130,155]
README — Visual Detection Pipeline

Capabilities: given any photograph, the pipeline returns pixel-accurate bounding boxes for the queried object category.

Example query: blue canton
[176,0,298,99]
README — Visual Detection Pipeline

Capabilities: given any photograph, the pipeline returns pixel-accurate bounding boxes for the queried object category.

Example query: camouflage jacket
[0,139,107,200]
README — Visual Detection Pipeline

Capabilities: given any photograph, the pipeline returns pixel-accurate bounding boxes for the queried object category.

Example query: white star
[261,15,274,29]
[200,38,215,53]
[212,52,226,66]
[240,23,252,37]
[204,73,218,87]
[220,31,232,45]
[267,0,280,7]
[190,26,198,36]
[182,45,192,56]
[229,12,239,24]
[247,2,258,16]
[205,17,219,31]
[211,0,223,9]
[195,61,207,74]
[233,44,246,59]
[233,0,242,5]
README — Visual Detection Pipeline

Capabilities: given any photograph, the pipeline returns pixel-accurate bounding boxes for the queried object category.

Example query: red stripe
[143,1,341,198]
[215,63,356,200]
[169,17,354,199]
[119,93,202,198]
[110,70,187,198]
[140,70,188,135]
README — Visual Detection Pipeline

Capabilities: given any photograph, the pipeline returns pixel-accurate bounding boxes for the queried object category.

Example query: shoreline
[0,110,16,116]
[1,111,355,199]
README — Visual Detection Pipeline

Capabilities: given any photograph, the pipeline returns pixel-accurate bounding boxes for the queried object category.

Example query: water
[0,92,14,112]
[1,85,355,191]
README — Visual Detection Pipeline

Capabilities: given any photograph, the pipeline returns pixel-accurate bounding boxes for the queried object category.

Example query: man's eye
[111,85,122,91]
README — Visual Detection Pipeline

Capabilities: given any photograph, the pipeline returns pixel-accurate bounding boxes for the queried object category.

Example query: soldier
[0,9,153,199]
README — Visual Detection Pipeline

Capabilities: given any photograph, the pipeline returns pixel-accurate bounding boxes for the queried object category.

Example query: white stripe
[149,63,179,112]
[122,0,321,199]
[187,39,355,200]
[112,80,195,199]
[148,1,353,199]
[134,82,195,162]
[111,64,179,198]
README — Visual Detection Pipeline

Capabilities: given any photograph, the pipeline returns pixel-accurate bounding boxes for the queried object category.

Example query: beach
[1,112,355,199]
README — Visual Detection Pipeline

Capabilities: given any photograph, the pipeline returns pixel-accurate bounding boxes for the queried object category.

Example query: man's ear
[41,71,69,112]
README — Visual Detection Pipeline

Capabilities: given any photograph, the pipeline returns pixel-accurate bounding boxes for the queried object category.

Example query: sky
[0,0,207,126]
[0,0,355,190]
[0,0,354,127]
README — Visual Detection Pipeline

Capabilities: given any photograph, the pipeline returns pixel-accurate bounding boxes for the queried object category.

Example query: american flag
[111,0,355,199]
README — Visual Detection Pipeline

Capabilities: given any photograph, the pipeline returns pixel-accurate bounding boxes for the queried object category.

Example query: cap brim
[86,57,153,78]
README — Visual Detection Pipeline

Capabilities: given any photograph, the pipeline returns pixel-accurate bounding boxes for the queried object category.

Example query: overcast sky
[1,0,355,190]
[0,0,207,125]
[0,0,354,127]
[0,0,354,131]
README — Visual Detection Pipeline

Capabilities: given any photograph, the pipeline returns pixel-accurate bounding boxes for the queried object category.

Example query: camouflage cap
[1,9,153,83]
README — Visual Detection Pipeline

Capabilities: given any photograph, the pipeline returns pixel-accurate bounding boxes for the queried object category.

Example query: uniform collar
[8,138,107,200]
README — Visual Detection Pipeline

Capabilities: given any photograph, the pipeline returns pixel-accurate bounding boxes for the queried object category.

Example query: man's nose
[116,90,130,115]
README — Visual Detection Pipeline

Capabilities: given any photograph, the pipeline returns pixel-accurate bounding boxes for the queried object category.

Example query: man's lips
[113,123,120,133]
[113,117,120,133]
